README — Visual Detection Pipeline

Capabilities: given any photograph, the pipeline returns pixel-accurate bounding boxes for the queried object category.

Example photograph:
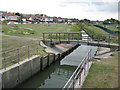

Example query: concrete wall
[1,55,41,88]
[41,55,48,70]
[1,44,79,89]
[49,54,54,65]
[19,59,32,83]
[31,56,41,75]
[2,64,19,88]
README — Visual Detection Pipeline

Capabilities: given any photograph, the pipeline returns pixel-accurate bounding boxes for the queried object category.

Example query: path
[0,32,42,41]
[81,30,92,41]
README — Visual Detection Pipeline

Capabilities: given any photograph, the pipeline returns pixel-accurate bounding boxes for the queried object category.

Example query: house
[0,16,4,21]
[44,17,53,22]
[7,21,21,24]
[0,11,6,21]
[56,17,63,22]
[67,18,79,23]
[2,13,20,21]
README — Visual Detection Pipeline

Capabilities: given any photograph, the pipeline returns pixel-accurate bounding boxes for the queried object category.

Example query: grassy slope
[2,36,46,56]
[84,25,109,35]
[82,52,118,88]
[101,24,119,32]
[2,23,72,38]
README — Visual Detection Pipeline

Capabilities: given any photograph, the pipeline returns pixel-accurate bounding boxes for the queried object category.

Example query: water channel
[16,42,97,88]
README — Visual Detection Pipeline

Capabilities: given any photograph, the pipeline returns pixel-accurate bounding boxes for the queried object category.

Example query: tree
[15,12,21,16]
[103,18,119,25]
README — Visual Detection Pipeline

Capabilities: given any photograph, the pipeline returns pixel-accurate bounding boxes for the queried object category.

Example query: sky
[0,0,119,21]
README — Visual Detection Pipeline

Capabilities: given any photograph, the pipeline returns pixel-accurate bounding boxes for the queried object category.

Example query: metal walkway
[60,45,97,66]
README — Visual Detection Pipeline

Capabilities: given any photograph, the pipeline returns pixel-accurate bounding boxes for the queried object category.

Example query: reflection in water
[16,60,76,88]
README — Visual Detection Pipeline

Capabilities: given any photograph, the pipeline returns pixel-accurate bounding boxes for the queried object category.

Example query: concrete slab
[94,47,113,59]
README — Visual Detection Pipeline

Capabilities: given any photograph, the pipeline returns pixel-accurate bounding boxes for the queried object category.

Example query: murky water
[16,43,98,88]
[16,60,76,88]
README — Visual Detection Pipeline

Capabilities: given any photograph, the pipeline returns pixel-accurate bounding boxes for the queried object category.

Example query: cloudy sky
[0,0,119,21]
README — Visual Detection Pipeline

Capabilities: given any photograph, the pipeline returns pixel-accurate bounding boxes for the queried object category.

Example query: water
[16,43,98,88]
[16,60,77,88]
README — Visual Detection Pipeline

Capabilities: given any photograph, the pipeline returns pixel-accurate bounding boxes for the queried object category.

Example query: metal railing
[43,32,119,44]
[62,49,92,90]
[0,44,39,70]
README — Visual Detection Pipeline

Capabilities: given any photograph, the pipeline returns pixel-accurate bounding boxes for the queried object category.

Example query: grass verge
[82,52,118,88]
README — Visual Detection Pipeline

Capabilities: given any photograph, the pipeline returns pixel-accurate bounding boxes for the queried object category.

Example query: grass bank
[2,36,46,56]
[2,23,72,38]
[83,24,118,43]
[82,52,118,88]
[1,36,47,69]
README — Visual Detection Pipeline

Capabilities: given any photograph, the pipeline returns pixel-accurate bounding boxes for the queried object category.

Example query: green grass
[84,25,109,35]
[101,24,119,32]
[82,52,118,88]
[83,25,118,43]
[1,36,47,69]
[1,23,77,69]
[2,36,47,55]
[2,23,72,39]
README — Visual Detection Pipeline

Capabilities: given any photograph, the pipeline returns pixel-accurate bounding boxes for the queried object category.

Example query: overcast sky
[0,0,119,21]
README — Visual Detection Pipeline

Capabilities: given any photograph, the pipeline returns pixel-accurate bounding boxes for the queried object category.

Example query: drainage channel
[16,43,98,88]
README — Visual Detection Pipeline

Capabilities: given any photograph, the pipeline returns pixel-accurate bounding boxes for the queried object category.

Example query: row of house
[0,11,79,24]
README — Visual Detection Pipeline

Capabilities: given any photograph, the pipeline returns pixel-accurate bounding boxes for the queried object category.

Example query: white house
[2,13,20,21]
[22,17,27,21]
[7,21,21,25]
[0,12,4,21]
[0,16,4,21]
[44,17,53,22]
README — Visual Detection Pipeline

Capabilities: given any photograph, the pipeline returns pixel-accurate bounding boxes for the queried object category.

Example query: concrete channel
[14,42,98,88]
[0,30,99,89]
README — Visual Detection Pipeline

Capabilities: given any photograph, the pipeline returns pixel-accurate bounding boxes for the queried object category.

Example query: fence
[62,49,92,90]
[0,44,39,70]
[43,32,119,44]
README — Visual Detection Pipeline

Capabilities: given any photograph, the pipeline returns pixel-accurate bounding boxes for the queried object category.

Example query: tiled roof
[2,13,19,17]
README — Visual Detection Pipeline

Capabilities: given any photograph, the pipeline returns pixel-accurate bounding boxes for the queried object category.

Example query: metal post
[50,33,52,44]
[98,35,100,46]
[68,33,70,43]
[43,33,45,41]
[64,33,65,40]
[48,54,50,66]
[59,33,60,43]
[79,73,81,85]
[108,34,110,46]
[28,46,30,59]
[73,74,75,90]
[72,33,73,40]
[56,33,57,40]
[3,52,6,70]
[77,33,79,44]
[37,45,38,55]
[17,48,19,64]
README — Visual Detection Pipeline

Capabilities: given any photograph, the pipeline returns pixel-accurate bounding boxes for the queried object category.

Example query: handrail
[1,44,39,70]
[63,49,92,89]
